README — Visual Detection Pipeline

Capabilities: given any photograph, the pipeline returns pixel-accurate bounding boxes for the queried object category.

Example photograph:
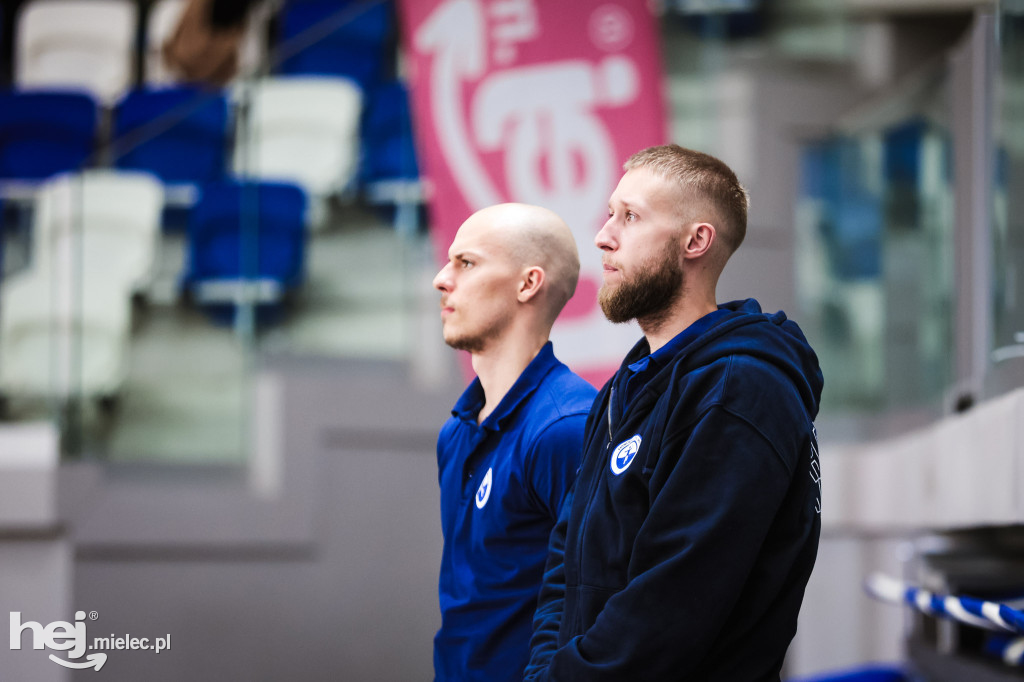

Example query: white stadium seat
[32,170,165,296]
[16,0,137,104]
[232,76,362,228]
[0,269,132,400]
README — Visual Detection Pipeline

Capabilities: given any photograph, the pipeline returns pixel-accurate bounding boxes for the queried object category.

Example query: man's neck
[639,291,718,353]
[470,334,548,425]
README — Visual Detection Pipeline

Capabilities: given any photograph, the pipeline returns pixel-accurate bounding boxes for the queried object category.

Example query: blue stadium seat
[360,79,419,185]
[0,90,97,182]
[112,87,230,190]
[277,0,393,92]
[182,181,307,323]
[360,78,423,233]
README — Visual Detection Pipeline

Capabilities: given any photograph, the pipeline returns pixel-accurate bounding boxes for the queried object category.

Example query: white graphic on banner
[416,0,502,209]
[489,0,538,64]
[590,4,634,52]
[416,0,645,368]
[473,56,638,224]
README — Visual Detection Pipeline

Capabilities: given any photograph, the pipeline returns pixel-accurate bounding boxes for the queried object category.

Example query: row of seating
[0,171,307,403]
[9,0,397,102]
[0,0,417,405]
[1,0,419,228]
[0,74,419,227]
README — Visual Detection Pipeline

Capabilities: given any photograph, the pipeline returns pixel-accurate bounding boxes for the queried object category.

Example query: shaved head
[460,203,581,325]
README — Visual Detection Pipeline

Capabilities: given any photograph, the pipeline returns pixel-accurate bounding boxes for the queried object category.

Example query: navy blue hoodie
[525,299,824,681]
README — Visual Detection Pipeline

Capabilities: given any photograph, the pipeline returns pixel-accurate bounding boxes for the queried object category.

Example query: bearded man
[431,203,596,682]
[524,145,825,682]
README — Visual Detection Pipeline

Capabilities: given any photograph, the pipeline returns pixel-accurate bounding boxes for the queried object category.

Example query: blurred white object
[16,0,137,104]
[233,76,362,228]
[33,170,165,296]
[0,269,132,400]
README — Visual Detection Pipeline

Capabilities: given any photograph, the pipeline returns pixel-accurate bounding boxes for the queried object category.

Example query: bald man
[432,204,597,682]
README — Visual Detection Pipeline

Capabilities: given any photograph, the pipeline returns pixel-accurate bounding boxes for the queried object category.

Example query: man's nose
[595,218,617,251]
[433,263,453,291]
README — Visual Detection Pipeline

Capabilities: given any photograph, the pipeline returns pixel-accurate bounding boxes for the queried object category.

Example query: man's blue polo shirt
[434,342,596,682]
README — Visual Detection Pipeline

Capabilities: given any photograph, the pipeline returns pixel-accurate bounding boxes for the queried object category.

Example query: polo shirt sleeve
[523,482,573,682]
[524,413,588,519]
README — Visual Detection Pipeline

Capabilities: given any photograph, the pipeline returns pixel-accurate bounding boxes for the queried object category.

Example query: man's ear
[518,266,546,303]
[683,223,715,260]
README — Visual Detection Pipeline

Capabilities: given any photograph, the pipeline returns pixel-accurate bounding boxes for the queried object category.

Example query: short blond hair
[624,144,749,255]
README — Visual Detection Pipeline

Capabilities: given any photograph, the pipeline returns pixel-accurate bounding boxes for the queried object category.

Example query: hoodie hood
[630,298,823,418]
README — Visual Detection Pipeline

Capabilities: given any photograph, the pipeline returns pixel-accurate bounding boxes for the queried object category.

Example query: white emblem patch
[610,435,642,475]
[475,467,493,509]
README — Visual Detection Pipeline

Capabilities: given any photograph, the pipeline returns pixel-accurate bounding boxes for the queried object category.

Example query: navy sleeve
[524,414,587,519]
[522,483,573,681]
[540,407,796,681]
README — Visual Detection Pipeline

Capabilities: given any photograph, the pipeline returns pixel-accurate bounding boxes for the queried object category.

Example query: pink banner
[399,0,668,386]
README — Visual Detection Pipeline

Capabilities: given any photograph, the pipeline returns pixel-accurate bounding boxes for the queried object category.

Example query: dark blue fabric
[360,79,419,184]
[435,343,596,682]
[277,1,394,91]
[113,87,229,185]
[612,307,731,422]
[182,180,307,325]
[184,180,307,288]
[0,90,96,180]
[526,299,824,682]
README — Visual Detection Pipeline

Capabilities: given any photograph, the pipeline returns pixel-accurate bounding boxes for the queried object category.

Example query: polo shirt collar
[451,341,559,432]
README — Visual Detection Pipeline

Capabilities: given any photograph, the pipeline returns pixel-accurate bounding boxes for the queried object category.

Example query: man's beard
[599,240,684,325]
[441,308,507,354]
[444,329,487,354]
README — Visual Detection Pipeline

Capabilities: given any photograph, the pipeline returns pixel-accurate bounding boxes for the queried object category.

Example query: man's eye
[460,260,473,268]
[626,211,637,222]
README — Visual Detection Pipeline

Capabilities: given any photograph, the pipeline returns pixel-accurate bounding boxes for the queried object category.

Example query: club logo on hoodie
[475,467,493,509]
[610,435,642,475]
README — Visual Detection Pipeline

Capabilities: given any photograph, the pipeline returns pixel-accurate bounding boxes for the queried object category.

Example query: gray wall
[67,358,461,681]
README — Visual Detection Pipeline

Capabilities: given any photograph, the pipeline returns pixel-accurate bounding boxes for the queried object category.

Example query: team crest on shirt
[475,467,493,509]
[610,435,642,475]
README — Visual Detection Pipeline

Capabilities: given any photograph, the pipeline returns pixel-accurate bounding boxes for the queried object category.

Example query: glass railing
[993,1,1024,367]
[794,69,956,417]
[0,0,428,463]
